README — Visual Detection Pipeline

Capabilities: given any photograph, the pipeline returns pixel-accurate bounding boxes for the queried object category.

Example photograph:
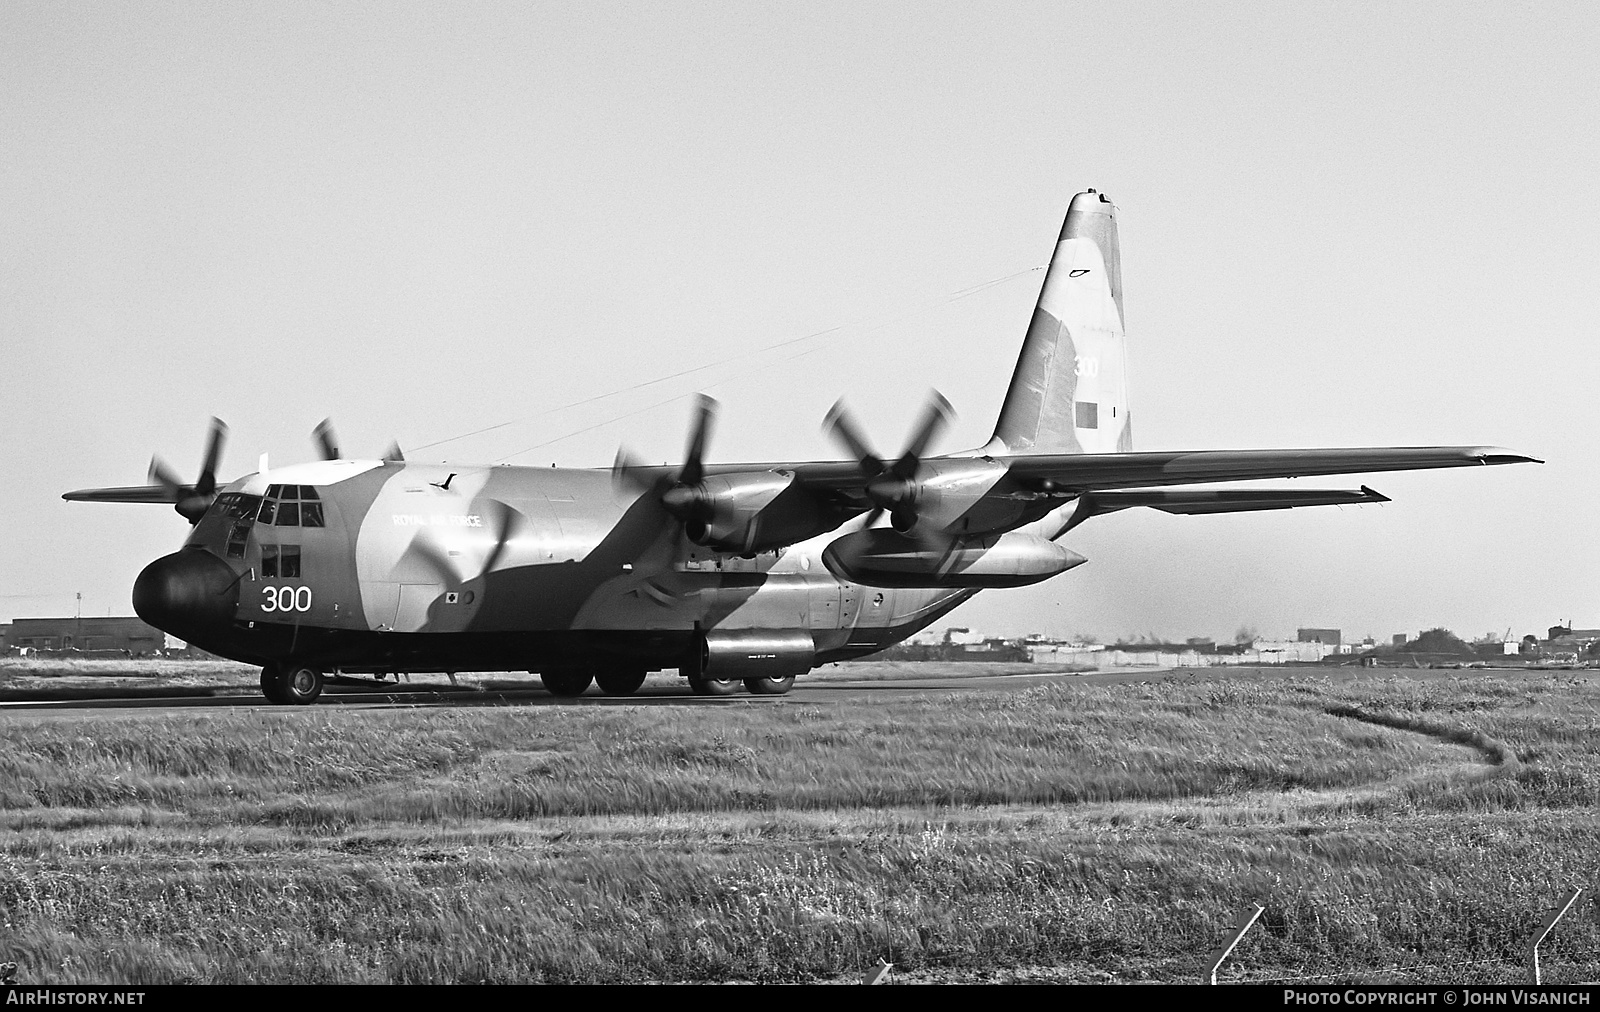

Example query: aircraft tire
[688,675,741,697]
[260,665,289,705]
[540,670,594,697]
[282,665,324,705]
[742,676,795,695]
[594,669,647,696]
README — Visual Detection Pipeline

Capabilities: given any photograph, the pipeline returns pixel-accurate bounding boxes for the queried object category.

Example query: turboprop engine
[616,396,846,555]
[662,469,839,555]
[821,529,1086,588]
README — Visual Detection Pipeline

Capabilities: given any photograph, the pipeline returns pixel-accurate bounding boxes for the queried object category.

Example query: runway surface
[0,663,1578,718]
[0,669,1085,715]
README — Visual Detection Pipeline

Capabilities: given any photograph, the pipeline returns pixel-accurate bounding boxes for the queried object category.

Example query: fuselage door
[840,584,861,628]
[809,582,840,629]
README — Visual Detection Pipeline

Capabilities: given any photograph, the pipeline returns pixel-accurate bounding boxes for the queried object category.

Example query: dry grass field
[1,662,1598,984]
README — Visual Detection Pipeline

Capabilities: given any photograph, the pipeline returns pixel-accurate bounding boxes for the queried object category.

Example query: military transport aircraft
[64,190,1538,704]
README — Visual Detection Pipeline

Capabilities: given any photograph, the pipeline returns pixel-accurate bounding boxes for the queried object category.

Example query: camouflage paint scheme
[66,190,1538,696]
[181,456,987,674]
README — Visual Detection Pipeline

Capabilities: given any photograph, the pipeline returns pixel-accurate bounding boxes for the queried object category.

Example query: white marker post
[1526,887,1584,985]
[1206,904,1264,985]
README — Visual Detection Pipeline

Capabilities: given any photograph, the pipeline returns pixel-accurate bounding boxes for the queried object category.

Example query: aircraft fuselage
[132,458,973,677]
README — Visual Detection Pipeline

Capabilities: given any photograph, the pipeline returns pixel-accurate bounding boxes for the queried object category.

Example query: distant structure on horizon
[1297,628,1341,646]
[878,627,1030,663]
[5,616,165,656]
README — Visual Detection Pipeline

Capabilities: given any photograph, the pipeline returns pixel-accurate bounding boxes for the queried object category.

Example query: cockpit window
[207,493,263,559]
[263,544,302,578]
[254,486,324,527]
[215,493,262,520]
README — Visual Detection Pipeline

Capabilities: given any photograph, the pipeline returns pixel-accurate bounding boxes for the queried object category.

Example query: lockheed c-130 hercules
[65,190,1538,704]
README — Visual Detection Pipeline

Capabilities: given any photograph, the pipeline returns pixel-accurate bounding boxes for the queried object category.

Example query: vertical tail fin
[987,189,1131,456]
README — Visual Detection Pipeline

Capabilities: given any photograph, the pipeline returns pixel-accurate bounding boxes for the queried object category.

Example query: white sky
[3,2,1595,643]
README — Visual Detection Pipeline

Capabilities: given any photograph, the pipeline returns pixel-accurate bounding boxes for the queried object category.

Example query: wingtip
[1469,446,1543,465]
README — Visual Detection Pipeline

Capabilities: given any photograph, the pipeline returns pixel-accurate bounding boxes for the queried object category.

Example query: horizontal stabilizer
[1064,485,1390,532]
[62,484,180,504]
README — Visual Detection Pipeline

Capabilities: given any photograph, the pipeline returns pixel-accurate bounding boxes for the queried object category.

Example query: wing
[994,445,1540,493]
[702,445,1535,494]
[62,484,179,504]
[676,444,1537,542]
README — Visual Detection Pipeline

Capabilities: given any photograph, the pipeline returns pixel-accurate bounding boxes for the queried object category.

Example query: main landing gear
[687,674,796,696]
[595,669,648,696]
[540,667,651,697]
[260,663,324,705]
[539,669,593,697]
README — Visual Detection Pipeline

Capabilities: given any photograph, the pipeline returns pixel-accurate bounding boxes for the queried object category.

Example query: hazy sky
[3,2,1595,644]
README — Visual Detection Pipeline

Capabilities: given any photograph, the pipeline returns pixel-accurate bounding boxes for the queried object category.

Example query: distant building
[1548,626,1600,644]
[880,627,1031,662]
[943,626,985,646]
[1088,638,1337,668]
[1393,634,1409,647]
[7,616,165,655]
[1297,628,1342,646]
[1543,626,1600,661]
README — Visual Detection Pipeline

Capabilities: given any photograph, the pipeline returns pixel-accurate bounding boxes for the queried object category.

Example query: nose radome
[132,550,239,645]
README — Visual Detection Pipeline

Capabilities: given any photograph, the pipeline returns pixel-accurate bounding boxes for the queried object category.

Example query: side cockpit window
[206,492,262,559]
[260,544,302,579]
[258,485,324,528]
[217,493,261,521]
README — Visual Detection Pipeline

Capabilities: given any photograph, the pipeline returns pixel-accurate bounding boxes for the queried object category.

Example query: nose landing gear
[261,663,324,705]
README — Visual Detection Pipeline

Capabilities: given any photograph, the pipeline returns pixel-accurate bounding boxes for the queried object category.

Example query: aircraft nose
[132,550,240,643]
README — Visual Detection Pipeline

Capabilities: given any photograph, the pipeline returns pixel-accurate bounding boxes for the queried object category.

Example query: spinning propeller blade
[313,418,405,463]
[823,391,957,536]
[677,394,717,487]
[313,419,341,461]
[145,418,230,523]
[612,395,722,513]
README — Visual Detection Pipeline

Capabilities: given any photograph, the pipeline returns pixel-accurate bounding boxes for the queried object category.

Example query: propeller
[148,417,229,524]
[823,391,954,534]
[613,394,718,505]
[312,418,406,462]
[313,419,340,461]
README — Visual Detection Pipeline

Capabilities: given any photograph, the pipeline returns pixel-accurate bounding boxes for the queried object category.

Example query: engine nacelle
[872,457,1043,538]
[665,470,838,555]
[821,529,1086,588]
[692,628,816,679]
